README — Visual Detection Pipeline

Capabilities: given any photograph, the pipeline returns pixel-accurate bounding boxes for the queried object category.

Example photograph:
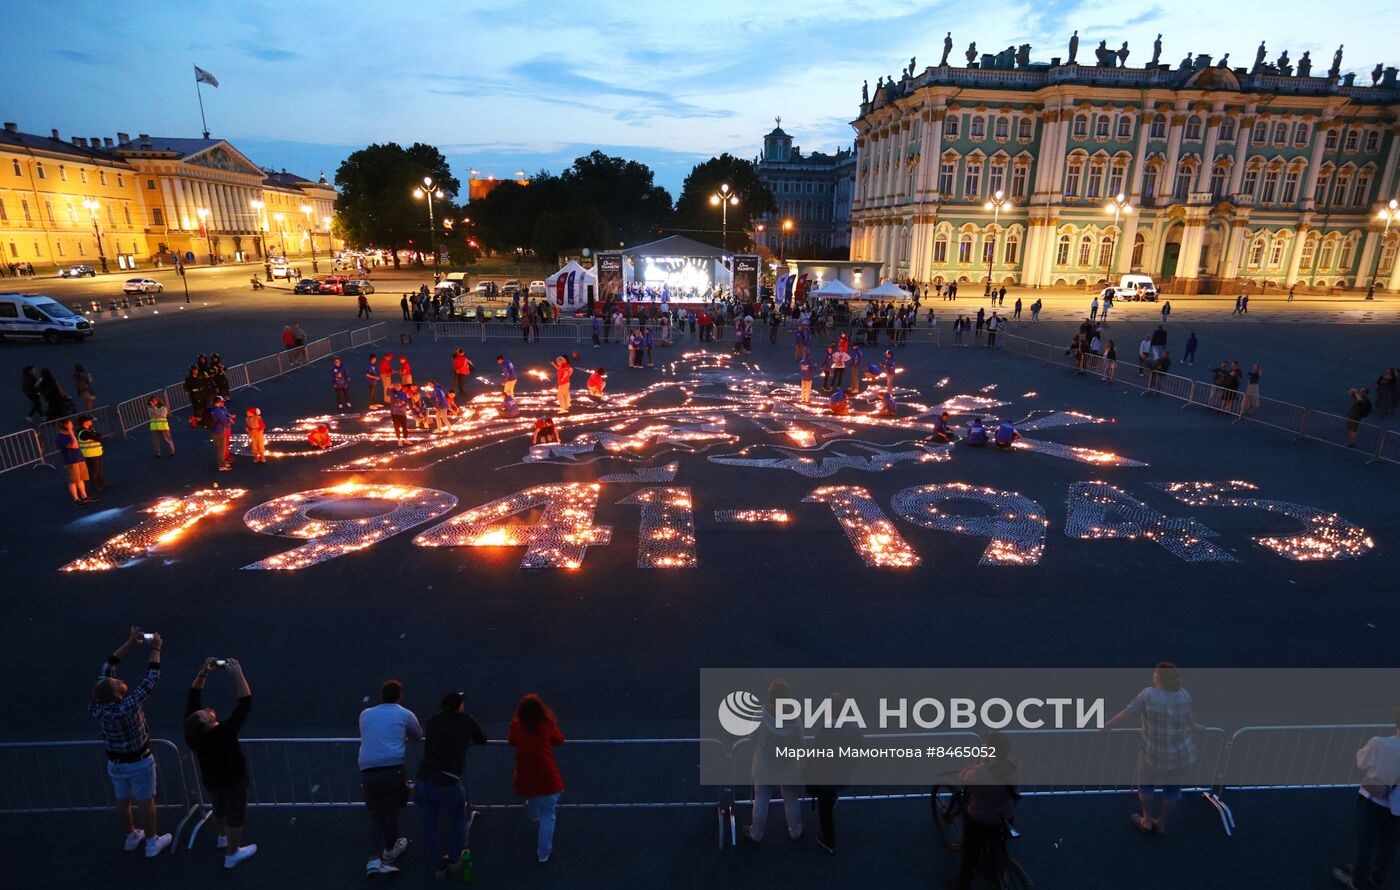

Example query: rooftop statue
[1068,30,1079,64]
[941,32,953,66]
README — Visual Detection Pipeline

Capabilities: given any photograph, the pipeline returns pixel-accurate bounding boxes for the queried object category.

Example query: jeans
[748,784,802,841]
[525,792,560,860]
[414,780,468,867]
[361,767,408,856]
[1351,794,1400,889]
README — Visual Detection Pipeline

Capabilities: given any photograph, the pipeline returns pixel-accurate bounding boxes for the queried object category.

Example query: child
[245,408,267,463]
[877,390,898,417]
[388,385,410,445]
[587,368,606,401]
[501,394,521,418]
[307,425,332,449]
[828,387,850,416]
[148,396,175,457]
[533,415,560,445]
[76,416,106,491]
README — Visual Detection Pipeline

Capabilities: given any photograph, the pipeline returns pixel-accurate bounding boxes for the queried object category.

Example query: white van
[1112,274,1158,302]
[0,293,95,342]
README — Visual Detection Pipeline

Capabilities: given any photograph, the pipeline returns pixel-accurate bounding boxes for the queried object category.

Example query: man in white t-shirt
[1333,710,1400,890]
[359,680,423,876]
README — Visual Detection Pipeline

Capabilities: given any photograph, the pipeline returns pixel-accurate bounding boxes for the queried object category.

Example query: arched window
[988,160,1006,197]
[1379,238,1397,275]
[1332,171,1351,206]
[1344,130,1360,152]
[1017,117,1033,140]
[1056,234,1071,266]
[1064,159,1083,197]
[58,164,68,182]
[1095,115,1110,138]
[970,116,986,139]
[994,117,1009,139]
[1268,238,1285,267]
[1293,123,1309,146]
[1209,163,1228,199]
[1242,163,1260,196]
[982,237,995,264]
[958,233,973,263]
[1011,162,1029,198]
[1072,114,1089,138]
[1098,235,1114,268]
[1142,163,1160,199]
[1272,122,1288,145]
[1317,240,1335,269]
[944,115,960,138]
[1150,114,1167,139]
[1340,238,1358,269]
[1184,115,1202,140]
[1261,169,1280,203]
[1252,120,1268,143]
[932,234,949,264]
[1106,161,1126,197]
[1172,161,1192,199]
[1116,115,1132,139]
[1299,235,1317,269]
[1078,234,1093,266]
[1249,237,1266,267]
[35,161,45,180]
[1282,168,1301,204]
[1219,117,1236,141]
[1131,233,1145,268]
[963,161,982,198]
[1004,234,1020,265]
[1086,162,1104,198]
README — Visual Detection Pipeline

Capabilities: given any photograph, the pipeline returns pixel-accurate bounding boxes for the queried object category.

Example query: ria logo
[717,690,765,737]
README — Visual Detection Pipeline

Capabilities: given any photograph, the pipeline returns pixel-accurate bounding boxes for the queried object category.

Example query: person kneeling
[876,390,898,417]
[307,425,332,449]
[930,411,955,444]
[993,420,1020,451]
[586,368,606,401]
[533,415,560,445]
[965,417,988,447]
[828,388,850,416]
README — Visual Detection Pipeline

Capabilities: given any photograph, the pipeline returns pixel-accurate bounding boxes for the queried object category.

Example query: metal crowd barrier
[1216,724,1391,792]
[0,428,45,474]
[35,405,124,457]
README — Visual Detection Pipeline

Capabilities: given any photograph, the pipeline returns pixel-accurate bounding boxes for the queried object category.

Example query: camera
[214,659,228,668]
[141,633,156,644]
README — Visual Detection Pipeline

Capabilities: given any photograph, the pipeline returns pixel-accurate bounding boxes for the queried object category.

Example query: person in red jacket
[551,356,572,413]
[508,694,564,863]
[398,355,414,386]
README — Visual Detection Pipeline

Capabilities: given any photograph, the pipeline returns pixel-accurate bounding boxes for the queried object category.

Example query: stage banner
[733,254,759,304]
[597,253,624,306]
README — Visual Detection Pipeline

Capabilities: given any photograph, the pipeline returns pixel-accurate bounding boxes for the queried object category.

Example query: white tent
[809,279,862,299]
[545,260,597,310]
[863,280,912,299]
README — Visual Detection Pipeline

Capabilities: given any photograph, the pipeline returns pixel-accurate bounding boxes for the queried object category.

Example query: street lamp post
[781,218,794,262]
[273,213,286,265]
[300,204,319,273]
[709,183,740,252]
[1104,192,1134,289]
[1371,198,1399,298]
[81,199,108,274]
[250,199,269,278]
[196,208,214,265]
[413,176,446,282]
[983,190,1012,297]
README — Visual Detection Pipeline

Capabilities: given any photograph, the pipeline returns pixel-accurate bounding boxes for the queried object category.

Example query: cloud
[241,43,302,62]
[53,49,106,66]
[1125,5,1164,25]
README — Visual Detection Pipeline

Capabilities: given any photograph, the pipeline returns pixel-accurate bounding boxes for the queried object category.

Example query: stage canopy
[621,235,731,259]
[809,279,861,299]
[864,280,912,299]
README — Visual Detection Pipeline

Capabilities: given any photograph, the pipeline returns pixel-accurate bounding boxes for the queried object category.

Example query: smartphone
[141,633,155,643]
[214,659,228,668]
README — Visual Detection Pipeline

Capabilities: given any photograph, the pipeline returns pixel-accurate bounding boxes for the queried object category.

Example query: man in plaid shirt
[88,627,172,858]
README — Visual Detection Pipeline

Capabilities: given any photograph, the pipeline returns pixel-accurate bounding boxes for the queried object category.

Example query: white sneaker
[224,844,258,869]
[383,837,408,862]
[144,833,173,858]
[123,829,145,852]
[216,834,229,850]
[366,859,399,876]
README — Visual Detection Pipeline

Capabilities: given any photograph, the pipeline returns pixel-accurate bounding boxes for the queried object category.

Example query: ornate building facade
[0,122,339,272]
[849,47,1400,292]
[754,122,856,257]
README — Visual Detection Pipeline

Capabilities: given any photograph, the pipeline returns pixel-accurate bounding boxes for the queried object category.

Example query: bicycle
[931,772,1033,889]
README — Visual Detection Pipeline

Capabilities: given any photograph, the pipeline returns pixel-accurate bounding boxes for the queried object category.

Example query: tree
[334,143,459,268]
[532,206,609,265]
[556,151,672,245]
[671,154,775,250]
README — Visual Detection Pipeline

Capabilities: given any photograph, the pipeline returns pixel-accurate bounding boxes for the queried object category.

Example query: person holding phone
[88,627,172,858]
[185,658,256,868]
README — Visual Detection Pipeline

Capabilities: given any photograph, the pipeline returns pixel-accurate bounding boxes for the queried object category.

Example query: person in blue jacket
[496,355,517,397]
[829,387,850,415]
[931,411,954,443]
[331,358,351,409]
[642,327,655,368]
[882,350,897,391]
[798,354,816,404]
[965,417,988,446]
[994,420,1020,451]
[877,390,898,416]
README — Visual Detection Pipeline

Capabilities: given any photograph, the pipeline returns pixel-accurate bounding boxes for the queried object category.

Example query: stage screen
[597,253,624,303]
[733,254,759,304]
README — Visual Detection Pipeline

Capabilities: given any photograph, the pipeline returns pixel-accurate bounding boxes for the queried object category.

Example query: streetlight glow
[984,191,1012,295]
[709,183,740,251]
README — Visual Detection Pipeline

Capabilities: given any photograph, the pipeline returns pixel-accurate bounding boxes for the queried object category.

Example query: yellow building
[0,123,154,273]
[0,122,342,274]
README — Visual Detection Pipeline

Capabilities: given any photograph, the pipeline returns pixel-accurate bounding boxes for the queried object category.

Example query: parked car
[503,278,522,295]
[58,265,97,278]
[123,277,163,294]
[270,264,294,279]
[0,293,94,342]
[1111,274,1158,302]
[293,278,320,294]
[317,277,346,295]
[528,280,547,298]
[344,279,375,295]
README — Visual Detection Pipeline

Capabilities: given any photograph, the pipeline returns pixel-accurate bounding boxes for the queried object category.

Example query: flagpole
[194,66,209,138]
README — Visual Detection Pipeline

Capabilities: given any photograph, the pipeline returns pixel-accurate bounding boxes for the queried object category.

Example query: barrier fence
[988,329,1400,467]
[429,319,942,349]
[1,724,1390,849]
[0,428,46,473]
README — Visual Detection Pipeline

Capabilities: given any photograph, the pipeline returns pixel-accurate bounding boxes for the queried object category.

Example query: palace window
[1004,234,1020,265]
[994,117,1009,140]
[1131,233,1145,267]
[106,206,115,226]
[1064,161,1082,197]
[1218,118,1236,141]
[1364,130,1380,153]
[1325,129,1338,150]
[970,116,985,139]
[21,199,31,221]
[45,200,55,223]
[1116,115,1132,139]
[35,162,45,180]
[1017,117,1033,140]
[1352,173,1371,207]
[1172,162,1192,200]
[1314,171,1331,205]
[1380,239,1396,275]
[151,208,164,226]
[1272,123,1288,146]
[1282,169,1300,204]
[1098,235,1114,268]
[1209,164,1228,199]
[988,162,1006,196]
[982,237,995,264]
[1293,123,1309,146]
[1078,234,1093,266]
[1249,238,1266,266]
[79,168,88,184]
[1269,238,1285,267]
[1095,116,1110,138]
[0,199,6,221]
[933,234,948,264]
[958,233,973,263]
[1085,164,1103,198]
[1056,234,1071,265]
[944,116,960,138]
[1344,130,1360,152]
[963,162,981,198]
[1252,120,1268,143]
[1261,169,1279,203]
[1106,162,1126,197]
[1010,163,1028,198]
[116,173,124,188]
[98,170,107,186]
[146,179,156,190]
[1318,240,1335,269]
[10,159,19,176]
[1143,163,1160,198]
[1150,114,1167,139]
[1299,236,1317,269]
[123,206,132,226]
[1332,173,1350,206]
[938,161,956,195]
[58,165,67,182]
[1072,114,1088,138]
[1340,239,1357,269]
[56,241,64,257]
[66,202,77,223]
[1241,166,1259,196]
[1184,116,1202,140]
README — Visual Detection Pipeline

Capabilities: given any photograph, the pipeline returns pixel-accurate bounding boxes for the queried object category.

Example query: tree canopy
[671,154,774,251]
[334,142,459,265]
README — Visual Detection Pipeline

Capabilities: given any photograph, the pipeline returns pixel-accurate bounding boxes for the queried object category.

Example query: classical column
[1389,236,1400,291]
[1175,215,1207,281]
[1355,230,1380,286]
[1380,123,1400,199]
[1228,116,1254,195]
[917,111,945,199]
[852,139,867,209]
[1194,114,1222,193]
[1221,219,1250,280]
[160,179,178,229]
[1158,113,1186,201]
[1115,212,1140,274]
[172,179,192,230]
[1128,110,1153,200]
[1284,223,1310,286]
[1300,122,1333,211]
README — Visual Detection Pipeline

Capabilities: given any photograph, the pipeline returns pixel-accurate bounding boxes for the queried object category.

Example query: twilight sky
[7,0,1395,197]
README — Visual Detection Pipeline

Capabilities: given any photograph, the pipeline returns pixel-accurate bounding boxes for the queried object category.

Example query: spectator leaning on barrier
[807,693,864,854]
[416,692,489,879]
[1332,709,1400,890]
[509,693,565,864]
[1103,661,1205,836]
[745,677,804,844]
[88,627,172,858]
[359,679,422,877]
[951,730,1020,889]
[184,657,256,869]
